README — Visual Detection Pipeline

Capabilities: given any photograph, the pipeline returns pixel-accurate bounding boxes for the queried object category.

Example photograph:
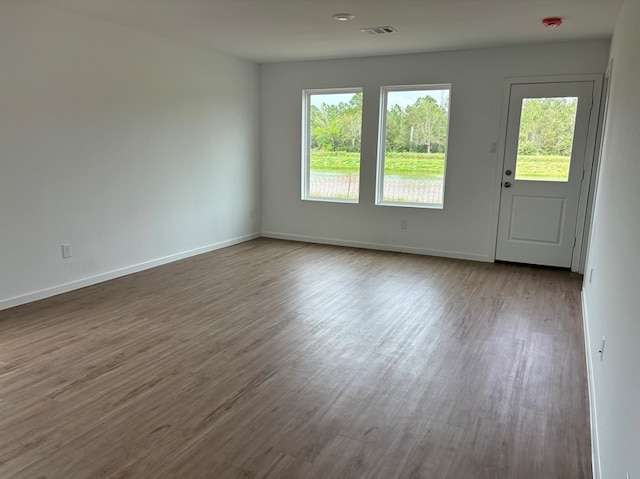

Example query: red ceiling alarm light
[542,17,563,28]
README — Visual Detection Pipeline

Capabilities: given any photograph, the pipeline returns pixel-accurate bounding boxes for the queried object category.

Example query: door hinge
[581,169,586,181]
[573,237,577,248]
[589,96,594,112]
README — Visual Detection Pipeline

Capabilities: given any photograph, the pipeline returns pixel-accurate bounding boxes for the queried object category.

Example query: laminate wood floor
[0,238,590,478]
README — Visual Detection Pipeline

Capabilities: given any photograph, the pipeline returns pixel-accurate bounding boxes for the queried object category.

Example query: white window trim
[376,84,452,209]
[301,87,363,203]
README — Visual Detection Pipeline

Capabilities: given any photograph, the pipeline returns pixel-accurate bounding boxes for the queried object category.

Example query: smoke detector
[542,17,563,28]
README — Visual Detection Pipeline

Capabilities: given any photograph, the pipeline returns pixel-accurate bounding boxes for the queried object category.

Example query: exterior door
[495,81,594,267]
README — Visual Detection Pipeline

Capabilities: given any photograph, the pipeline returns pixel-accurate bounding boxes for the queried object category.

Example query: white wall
[0,1,260,310]
[583,0,640,476]
[260,41,610,260]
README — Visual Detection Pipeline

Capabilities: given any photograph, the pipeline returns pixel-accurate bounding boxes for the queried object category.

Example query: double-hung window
[376,85,451,208]
[301,88,363,203]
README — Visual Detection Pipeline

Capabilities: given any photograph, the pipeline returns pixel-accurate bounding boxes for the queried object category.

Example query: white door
[496,81,594,268]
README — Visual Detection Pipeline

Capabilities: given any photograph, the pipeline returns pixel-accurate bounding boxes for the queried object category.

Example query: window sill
[303,197,359,205]
[375,201,443,209]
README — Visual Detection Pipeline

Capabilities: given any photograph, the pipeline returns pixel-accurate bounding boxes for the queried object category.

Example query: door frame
[582,60,613,276]
[489,74,603,272]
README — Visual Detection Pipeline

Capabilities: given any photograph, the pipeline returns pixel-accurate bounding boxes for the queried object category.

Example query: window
[376,85,451,208]
[302,88,363,202]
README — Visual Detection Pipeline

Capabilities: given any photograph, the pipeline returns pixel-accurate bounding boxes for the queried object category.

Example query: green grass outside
[310,151,570,181]
[514,155,570,181]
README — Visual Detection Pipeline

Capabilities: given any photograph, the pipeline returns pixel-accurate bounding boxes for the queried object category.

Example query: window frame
[301,87,364,203]
[376,84,452,209]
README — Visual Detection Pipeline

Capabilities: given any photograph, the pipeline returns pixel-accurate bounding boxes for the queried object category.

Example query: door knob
[503,181,512,188]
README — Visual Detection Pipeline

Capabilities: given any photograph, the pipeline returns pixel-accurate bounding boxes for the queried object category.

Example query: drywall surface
[260,41,610,260]
[583,0,640,476]
[0,1,260,309]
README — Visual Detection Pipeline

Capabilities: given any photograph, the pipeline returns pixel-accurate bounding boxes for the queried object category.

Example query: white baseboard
[0,232,260,312]
[582,290,601,479]
[261,231,492,263]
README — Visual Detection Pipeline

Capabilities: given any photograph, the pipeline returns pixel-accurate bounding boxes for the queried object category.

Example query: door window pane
[515,97,578,182]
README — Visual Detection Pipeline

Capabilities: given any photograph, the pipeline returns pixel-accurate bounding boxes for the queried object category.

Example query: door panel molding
[509,196,565,244]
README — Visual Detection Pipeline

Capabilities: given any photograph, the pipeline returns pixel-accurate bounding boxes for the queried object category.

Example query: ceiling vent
[360,26,397,35]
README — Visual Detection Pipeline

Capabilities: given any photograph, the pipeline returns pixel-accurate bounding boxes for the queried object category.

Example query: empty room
[1,0,638,477]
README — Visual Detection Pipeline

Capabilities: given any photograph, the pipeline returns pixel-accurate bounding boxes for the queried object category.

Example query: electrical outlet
[400,218,408,230]
[598,336,606,362]
[589,268,594,284]
[61,243,72,259]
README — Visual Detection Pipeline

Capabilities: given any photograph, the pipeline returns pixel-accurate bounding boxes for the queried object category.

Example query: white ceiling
[39,0,623,63]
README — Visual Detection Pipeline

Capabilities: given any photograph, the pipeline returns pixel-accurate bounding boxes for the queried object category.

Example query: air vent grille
[360,26,397,35]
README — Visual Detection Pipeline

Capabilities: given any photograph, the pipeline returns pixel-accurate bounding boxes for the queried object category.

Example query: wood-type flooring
[0,238,590,478]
